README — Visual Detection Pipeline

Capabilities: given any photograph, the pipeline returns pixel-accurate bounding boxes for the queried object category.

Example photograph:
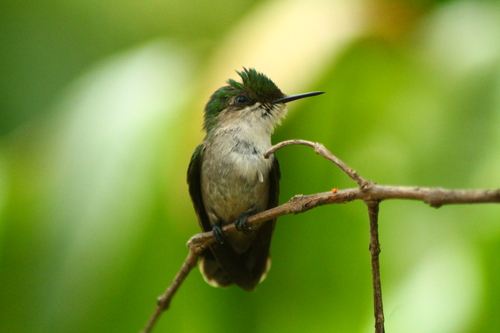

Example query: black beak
[273,91,324,104]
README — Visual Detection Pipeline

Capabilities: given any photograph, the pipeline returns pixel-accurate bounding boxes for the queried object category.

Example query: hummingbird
[187,68,324,291]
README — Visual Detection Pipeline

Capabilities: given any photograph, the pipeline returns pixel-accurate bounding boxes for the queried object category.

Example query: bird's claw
[235,215,251,234]
[213,224,227,244]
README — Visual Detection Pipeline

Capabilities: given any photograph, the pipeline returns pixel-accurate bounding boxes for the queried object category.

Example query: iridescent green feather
[229,68,284,103]
[203,86,238,131]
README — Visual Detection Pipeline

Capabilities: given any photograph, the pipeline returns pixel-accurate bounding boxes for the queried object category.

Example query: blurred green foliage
[1,0,500,332]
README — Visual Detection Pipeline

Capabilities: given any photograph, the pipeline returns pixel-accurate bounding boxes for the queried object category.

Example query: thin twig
[265,139,370,187]
[366,200,384,333]
[141,140,500,333]
[141,250,199,333]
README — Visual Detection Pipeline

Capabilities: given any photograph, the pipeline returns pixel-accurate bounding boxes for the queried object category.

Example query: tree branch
[141,139,500,333]
[366,200,384,333]
[265,139,370,187]
[140,251,199,333]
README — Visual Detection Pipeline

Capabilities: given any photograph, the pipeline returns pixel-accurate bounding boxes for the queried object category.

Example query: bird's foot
[213,224,227,244]
[235,214,251,234]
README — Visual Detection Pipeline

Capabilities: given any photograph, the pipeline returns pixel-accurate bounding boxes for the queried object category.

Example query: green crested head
[203,68,285,131]
[228,68,285,103]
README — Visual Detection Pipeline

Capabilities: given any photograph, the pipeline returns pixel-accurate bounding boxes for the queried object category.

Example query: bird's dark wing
[268,156,281,212]
[187,144,211,233]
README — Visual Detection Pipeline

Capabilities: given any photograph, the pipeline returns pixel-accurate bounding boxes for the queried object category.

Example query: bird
[187,68,324,290]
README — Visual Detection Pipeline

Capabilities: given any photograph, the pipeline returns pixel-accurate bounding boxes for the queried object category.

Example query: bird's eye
[235,95,248,105]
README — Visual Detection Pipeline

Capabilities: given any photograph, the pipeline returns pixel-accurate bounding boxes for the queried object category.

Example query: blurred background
[1,0,500,332]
